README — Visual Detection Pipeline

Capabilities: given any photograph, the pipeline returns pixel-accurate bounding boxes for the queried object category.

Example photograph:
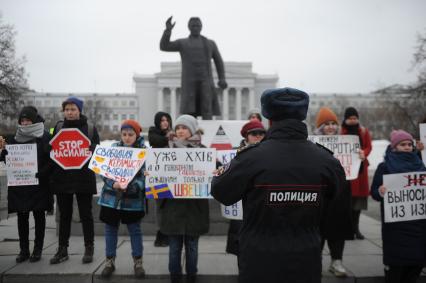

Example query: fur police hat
[261,87,309,121]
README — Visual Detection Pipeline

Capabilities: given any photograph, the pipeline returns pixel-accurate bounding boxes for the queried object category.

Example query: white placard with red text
[308,135,361,180]
[383,172,426,223]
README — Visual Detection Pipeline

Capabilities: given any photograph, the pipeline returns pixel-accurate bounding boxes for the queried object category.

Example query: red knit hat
[315,107,338,128]
[121,119,142,136]
[240,121,266,138]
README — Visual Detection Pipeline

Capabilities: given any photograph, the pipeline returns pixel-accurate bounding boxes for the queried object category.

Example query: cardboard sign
[50,128,92,169]
[5,144,39,186]
[420,124,426,164]
[217,149,243,220]
[145,148,216,199]
[308,135,361,180]
[383,172,426,223]
[89,145,146,186]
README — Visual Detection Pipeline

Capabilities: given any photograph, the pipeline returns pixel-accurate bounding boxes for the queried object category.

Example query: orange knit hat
[121,119,142,136]
[315,107,338,128]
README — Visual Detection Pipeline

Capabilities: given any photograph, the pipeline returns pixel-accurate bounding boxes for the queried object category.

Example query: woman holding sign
[371,130,426,283]
[341,107,372,240]
[0,106,52,263]
[49,97,100,265]
[98,120,146,279]
[314,107,353,278]
[160,114,209,283]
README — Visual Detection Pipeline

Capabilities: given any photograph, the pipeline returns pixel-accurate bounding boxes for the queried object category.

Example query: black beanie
[18,106,38,124]
[344,107,359,120]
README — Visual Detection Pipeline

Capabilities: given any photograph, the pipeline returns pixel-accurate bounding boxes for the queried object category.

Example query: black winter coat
[1,131,53,213]
[159,136,210,236]
[320,179,353,240]
[211,119,346,283]
[148,111,172,149]
[49,115,99,194]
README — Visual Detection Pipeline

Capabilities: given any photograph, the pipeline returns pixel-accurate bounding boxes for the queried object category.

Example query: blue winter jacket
[98,136,146,212]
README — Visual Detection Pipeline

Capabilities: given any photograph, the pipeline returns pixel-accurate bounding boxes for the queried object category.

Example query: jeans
[17,211,46,252]
[56,193,94,247]
[105,222,143,257]
[168,235,199,275]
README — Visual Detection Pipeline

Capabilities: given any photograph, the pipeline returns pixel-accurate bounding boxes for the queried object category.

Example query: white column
[236,88,242,120]
[223,88,229,120]
[249,88,255,110]
[157,88,163,111]
[171,88,177,121]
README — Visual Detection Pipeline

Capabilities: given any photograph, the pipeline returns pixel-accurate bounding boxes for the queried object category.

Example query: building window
[113,114,118,120]
[129,100,136,107]
[113,125,118,131]
[113,100,119,107]
[104,114,110,120]
[121,100,127,107]
[36,100,42,106]
[129,114,135,120]
[121,114,126,120]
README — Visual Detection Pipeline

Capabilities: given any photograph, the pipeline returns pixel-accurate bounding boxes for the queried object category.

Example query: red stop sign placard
[50,128,92,170]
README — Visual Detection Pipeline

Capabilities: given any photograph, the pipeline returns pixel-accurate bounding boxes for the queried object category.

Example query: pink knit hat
[390,130,413,148]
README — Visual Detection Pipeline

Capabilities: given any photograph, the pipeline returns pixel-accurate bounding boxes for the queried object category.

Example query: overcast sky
[2,0,426,94]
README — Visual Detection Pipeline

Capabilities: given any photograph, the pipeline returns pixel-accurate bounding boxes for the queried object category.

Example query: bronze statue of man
[160,16,228,119]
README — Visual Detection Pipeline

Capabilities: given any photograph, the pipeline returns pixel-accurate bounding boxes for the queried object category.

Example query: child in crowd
[159,114,209,283]
[98,120,146,279]
[371,130,426,283]
[0,106,52,263]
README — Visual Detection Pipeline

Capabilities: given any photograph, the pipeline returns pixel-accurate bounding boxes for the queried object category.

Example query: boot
[29,247,42,262]
[352,210,365,240]
[170,274,182,283]
[133,256,145,278]
[154,230,169,247]
[101,257,115,278]
[355,230,365,240]
[50,246,69,264]
[82,245,94,263]
[15,250,30,263]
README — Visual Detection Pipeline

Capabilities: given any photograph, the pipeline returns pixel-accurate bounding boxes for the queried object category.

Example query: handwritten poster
[5,144,39,186]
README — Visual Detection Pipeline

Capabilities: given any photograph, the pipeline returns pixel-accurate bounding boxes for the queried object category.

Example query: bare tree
[374,30,426,138]
[0,14,28,122]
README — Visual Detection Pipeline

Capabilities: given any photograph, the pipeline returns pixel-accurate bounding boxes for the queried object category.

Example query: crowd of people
[0,89,425,283]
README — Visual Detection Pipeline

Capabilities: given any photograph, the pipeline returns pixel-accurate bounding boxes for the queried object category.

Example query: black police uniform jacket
[211,119,346,283]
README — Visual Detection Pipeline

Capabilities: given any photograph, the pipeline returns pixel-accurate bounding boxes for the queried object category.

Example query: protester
[148,111,173,247]
[226,120,266,258]
[0,106,52,263]
[226,120,266,262]
[371,130,426,283]
[247,108,262,122]
[212,88,346,283]
[159,114,209,283]
[98,120,146,279]
[49,96,100,264]
[341,107,372,239]
[314,107,353,277]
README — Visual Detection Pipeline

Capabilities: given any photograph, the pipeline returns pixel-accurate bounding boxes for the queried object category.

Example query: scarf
[384,146,426,174]
[15,122,44,143]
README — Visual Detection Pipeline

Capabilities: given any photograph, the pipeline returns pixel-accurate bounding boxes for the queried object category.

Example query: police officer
[211,87,346,283]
